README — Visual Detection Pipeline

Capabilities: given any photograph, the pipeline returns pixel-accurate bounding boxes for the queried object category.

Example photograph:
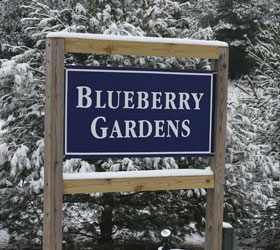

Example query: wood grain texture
[43,38,65,250]
[63,175,214,194]
[64,38,220,59]
[205,47,229,250]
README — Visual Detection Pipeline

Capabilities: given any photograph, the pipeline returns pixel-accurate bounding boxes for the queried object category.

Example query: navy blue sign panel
[64,66,215,158]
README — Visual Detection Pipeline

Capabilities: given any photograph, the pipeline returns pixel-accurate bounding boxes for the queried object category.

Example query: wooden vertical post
[205,47,229,250]
[43,38,65,250]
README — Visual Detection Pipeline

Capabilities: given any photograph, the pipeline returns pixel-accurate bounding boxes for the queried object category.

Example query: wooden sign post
[44,33,228,250]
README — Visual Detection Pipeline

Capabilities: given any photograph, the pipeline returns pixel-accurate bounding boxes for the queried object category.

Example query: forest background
[0,0,279,249]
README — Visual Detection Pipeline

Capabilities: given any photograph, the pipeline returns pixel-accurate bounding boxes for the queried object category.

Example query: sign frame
[44,32,229,250]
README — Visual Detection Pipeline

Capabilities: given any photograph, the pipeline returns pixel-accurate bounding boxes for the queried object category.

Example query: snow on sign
[64,66,216,157]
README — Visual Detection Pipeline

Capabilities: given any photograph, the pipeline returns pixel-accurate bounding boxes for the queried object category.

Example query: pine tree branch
[65,231,95,239]
[29,67,45,76]
[27,194,43,226]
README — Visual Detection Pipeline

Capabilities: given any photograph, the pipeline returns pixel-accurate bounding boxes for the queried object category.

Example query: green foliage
[214,0,260,78]
[0,0,34,58]
[199,0,278,79]
[225,86,278,237]
[242,19,280,248]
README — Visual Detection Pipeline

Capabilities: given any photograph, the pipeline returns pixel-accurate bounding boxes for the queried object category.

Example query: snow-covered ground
[158,248,186,250]
[184,233,204,247]
[0,230,9,248]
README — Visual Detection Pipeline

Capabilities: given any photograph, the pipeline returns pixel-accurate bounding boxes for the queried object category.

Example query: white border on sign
[64,68,214,156]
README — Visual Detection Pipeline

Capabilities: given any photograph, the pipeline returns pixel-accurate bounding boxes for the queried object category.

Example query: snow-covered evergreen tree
[221,14,280,249]
[0,0,213,248]
[203,0,278,79]
[0,0,33,59]
[242,18,280,248]
[225,83,278,240]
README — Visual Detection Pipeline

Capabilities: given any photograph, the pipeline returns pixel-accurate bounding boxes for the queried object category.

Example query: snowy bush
[0,0,213,248]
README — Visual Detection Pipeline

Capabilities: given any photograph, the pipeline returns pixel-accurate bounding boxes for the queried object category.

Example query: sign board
[64,66,216,157]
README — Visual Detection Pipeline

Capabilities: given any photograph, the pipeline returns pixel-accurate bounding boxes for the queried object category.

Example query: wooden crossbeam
[63,169,214,194]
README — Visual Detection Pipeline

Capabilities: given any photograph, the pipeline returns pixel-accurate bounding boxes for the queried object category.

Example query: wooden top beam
[47,32,228,59]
